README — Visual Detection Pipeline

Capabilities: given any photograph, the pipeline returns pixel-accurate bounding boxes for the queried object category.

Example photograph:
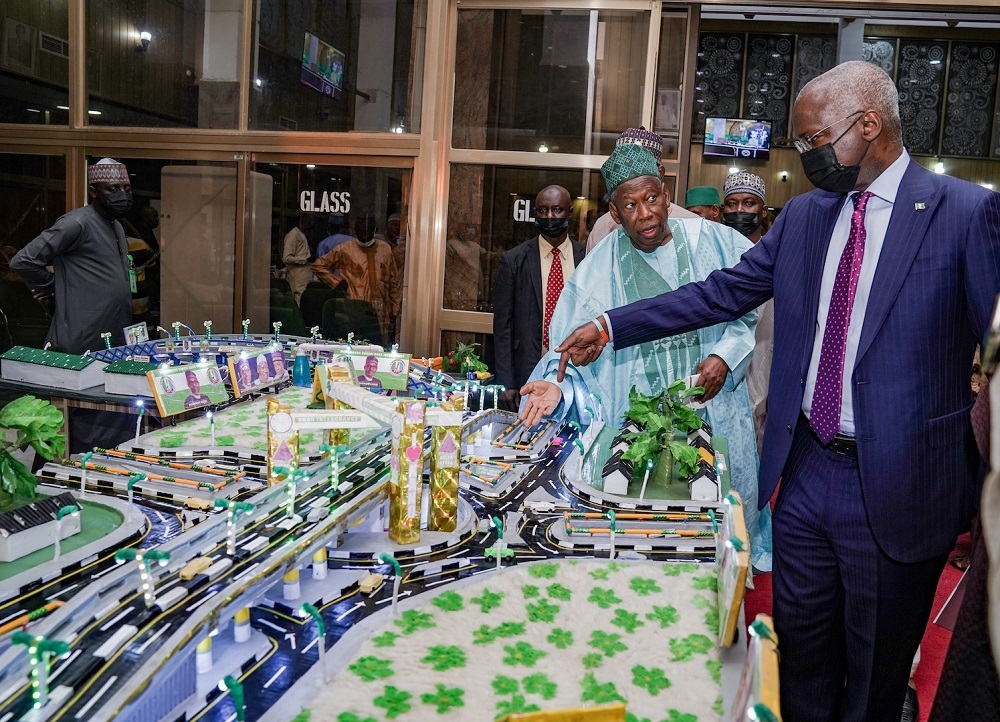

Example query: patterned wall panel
[793,35,837,101]
[896,40,947,155]
[941,43,998,158]
[742,34,794,139]
[692,33,745,142]
[863,38,897,77]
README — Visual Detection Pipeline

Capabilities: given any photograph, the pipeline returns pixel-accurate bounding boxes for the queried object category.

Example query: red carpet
[743,534,970,722]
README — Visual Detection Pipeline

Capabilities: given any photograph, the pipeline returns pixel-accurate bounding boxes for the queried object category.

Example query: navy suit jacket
[493,236,586,390]
[607,161,1000,562]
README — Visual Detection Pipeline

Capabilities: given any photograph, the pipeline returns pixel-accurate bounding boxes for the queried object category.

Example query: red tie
[544,246,564,350]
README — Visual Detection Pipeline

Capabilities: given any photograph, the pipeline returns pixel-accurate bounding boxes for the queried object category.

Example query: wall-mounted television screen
[703,117,772,160]
[301,31,345,100]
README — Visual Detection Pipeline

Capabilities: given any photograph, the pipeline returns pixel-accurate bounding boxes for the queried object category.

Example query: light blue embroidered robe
[526,217,773,571]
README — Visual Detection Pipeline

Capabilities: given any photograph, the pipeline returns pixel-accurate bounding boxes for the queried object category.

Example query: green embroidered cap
[685,185,721,207]
[601,143,659,193]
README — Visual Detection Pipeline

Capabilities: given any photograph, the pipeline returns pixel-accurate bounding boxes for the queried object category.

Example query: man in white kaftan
[521,149,772,571]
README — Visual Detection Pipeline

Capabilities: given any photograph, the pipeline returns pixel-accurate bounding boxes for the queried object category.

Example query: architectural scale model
[0,323,777,722]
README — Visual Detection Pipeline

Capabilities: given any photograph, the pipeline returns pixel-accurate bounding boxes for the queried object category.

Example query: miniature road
[0,448,387,722]
[191,424,715,722]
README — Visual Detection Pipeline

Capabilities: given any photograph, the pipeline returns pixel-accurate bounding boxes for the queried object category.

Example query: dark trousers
[773,419,947,722]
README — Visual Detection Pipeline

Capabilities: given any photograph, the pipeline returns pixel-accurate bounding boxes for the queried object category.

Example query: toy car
[179,556,212,581]
[359,572,386,595]
[184,497,213,511]
[307,505,330,523]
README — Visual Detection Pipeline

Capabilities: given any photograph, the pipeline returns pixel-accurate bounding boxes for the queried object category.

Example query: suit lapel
[527,237,543,316]
[801,192,846,375]
[855,162,942,365]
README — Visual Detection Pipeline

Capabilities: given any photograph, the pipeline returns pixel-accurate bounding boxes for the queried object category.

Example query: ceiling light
[538,143,549,153]
[56,105,69,110]
[305,164,316,169]
[26,108,40,113]
[728,166,739,174]
[934,160,945,174]
[137,30,151,51]
[982,182,994,190]
[88,110,101,116]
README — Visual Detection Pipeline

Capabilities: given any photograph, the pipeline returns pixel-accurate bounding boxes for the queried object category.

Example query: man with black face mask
[11,158,134,354]
[722,170,768,244]
[553,60,1000,722]
[493,185,585,409]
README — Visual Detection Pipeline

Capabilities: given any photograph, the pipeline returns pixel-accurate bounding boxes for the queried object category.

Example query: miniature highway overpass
[0,429,391,722]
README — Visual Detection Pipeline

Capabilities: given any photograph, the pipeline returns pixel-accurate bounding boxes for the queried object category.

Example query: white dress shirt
[801,149,911,436]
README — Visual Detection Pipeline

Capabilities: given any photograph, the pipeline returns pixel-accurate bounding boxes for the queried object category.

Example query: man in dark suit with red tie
[493,185,586,410]
[554,60,1000,721]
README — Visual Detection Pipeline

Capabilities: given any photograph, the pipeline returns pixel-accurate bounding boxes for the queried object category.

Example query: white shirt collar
[861,148,910,205]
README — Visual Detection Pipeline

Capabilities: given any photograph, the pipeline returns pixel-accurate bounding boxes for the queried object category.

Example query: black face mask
[535,217,569,239]
[722,212,761,238]
[101,190,134,218]
[799,139,873,194]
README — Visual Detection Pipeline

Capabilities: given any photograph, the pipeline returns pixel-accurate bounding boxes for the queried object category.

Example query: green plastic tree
[621,382,704,481]
[0,396,65,508]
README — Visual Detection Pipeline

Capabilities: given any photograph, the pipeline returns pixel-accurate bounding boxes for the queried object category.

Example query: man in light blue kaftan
[520,145,772,572]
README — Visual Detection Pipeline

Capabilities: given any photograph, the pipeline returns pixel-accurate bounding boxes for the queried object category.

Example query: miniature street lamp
[11,632,70,710]
[319,444,344,497]
[491,515,505,573]
[203,320,212,342]
[214,499,254,555]
[115,548,170,608]
[53,505,79,562]
[100,331,112,350]
[286,468,306,522]
[133,399,145,445]
[638,458,654,501]
[218,675,246,722]
[206,411,215,447]
[126,473,146,522]
[310,325,320,344]
[172,321,182,342]
[298,603,327,681]
[378,553,403,616]
[78,450,94,496]
[606,509,617,560]
[241,318,250,340]
[272,321,282,343]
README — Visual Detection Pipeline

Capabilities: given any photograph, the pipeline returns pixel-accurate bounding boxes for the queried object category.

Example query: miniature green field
[580,426,731,500]
[0,497,124,581]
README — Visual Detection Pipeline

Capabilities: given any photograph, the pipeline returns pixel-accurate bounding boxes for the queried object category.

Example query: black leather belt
[802,415,858,459]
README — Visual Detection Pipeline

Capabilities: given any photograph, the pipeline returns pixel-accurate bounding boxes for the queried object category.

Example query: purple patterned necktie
[810,191,873,444]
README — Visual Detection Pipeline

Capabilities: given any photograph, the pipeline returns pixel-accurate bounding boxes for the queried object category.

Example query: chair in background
[269,290,309,337]
[321,298,384,347]
[270,277,291,294]
[299,283,336,329]
[0,279,49,350]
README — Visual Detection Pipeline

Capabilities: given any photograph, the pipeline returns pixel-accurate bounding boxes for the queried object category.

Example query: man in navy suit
[554,60,1000,721]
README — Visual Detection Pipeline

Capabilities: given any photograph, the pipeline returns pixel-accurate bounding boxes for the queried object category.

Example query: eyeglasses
[793,110,865,153]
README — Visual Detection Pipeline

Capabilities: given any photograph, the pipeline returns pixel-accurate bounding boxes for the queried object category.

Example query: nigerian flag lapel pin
[914,202,926,211]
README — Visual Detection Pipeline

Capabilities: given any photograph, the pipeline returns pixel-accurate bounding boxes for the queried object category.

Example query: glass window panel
[443,164,681,314]
[653,13,689,161]
[252,162,411,347]
[0,9,69,124]
[1,153,66,347]
[250,1,424,133]
[95,157,239,333]
[86,1,243,128]
[453,8,650,155]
